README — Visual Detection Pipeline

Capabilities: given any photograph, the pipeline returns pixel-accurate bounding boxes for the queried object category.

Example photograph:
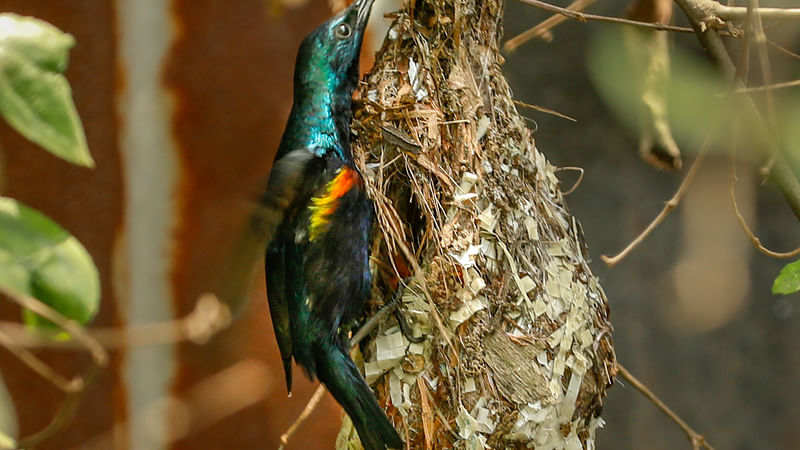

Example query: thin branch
[17,387,86,449]
[278,385,328,450]
[692,0,800,21]
[514,0,695,33]
[750,0,778,134]
[730,156,800,259]
[732,0,753,84]
[417,376,434,449]
[504,0,595,52]
[617,364,714,450]
[555,166,585,195]
[735,78,800,94]
[513,99,577,122]
[0,286,107,449]
[767,39,800,62]
[1,292,230,449]
[0,287,107,366]
[0,329,80,393]
[601,143,709,267]
[77,360,272,450]
[0,293,231,350]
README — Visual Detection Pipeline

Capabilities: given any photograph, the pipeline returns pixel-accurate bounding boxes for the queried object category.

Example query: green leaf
[0,13,92,167]
[772,259,800,295]
[587,27,731,147]
[0,196,99,327]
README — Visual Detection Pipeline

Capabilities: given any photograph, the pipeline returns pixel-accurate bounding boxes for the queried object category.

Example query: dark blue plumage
[261,1,402,449]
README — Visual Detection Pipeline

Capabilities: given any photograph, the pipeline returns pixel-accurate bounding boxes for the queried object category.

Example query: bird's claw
[388,283,426,344]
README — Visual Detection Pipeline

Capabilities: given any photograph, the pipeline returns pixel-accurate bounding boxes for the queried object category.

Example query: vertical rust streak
[109,0,131,447]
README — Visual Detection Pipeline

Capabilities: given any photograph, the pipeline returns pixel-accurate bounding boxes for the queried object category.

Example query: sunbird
[259,0,403,448]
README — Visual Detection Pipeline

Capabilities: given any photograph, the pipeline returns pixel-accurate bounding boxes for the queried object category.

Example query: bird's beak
[352,0,375,32]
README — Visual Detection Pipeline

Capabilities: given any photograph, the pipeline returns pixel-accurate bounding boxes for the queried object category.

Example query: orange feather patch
[308,166,359,241]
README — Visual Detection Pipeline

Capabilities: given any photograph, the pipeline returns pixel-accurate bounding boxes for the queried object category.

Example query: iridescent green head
[280,0,375,159]
[294,0,375,101]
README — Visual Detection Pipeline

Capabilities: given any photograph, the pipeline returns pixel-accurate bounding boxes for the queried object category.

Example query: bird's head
[295,0,375,97]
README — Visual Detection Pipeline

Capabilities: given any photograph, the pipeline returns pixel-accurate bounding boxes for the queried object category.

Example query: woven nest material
[342,0,616,448]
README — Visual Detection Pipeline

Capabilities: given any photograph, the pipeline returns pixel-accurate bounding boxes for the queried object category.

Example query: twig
[727,40,800,255]
[617,363,714,450]
[279,385,328,450]
[749,0,778,137]
[504,0,595,52]
[0,286,107,449]
[417,376,434,449]
[77,360,272,450]
[0,329,80,393]
[674,0,800,221]
[555,166,585,195]
[1,292,230,449]
[17,387,86,449]
[513,99,577,122]
[685,0,800,22]
[601,142,709,267]
[515,0,695,33]
[767,39,800,62]
[0,286,107,366]
[0,293,231,350]
[734,78,800,94]
[730,154,800,259]
[733,1,753,85]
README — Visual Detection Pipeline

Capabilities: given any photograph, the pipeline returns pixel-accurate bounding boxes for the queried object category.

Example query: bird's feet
[350,282,426,347]
[389,288,426,344]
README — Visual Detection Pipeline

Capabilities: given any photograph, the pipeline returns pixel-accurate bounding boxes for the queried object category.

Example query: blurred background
[502,1,800,449]
[0,0,798,449]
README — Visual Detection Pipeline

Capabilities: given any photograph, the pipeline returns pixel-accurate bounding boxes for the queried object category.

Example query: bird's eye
[334,23,352,39]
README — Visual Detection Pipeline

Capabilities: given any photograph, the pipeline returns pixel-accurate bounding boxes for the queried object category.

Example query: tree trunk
[342,0,617,447]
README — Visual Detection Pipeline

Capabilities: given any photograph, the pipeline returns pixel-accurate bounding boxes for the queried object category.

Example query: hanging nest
[342,0,616,447]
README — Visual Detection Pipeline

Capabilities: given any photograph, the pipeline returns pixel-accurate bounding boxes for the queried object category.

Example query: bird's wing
[262,148,321,393]
[266,240,293,391]
[255,148,319,241]
[209,148,320,319]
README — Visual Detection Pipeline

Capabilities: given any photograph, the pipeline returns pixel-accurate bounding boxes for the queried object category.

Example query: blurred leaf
[0,196,99,327]
[0,371,17,449]
[0,13,92,167]
[622,27,682,170]
[588,27,731,149]
[773,259,800,295]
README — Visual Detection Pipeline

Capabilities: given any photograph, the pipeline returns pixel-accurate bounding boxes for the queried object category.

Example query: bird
[258,0,403,449]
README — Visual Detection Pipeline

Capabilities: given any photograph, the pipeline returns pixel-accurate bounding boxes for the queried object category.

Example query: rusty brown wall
[0,1,348,448]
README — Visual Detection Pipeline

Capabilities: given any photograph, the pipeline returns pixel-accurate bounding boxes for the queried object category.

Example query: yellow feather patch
[308,166,359,241]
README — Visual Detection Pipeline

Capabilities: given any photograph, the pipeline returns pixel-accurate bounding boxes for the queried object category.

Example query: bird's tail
[315,341,403,450]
